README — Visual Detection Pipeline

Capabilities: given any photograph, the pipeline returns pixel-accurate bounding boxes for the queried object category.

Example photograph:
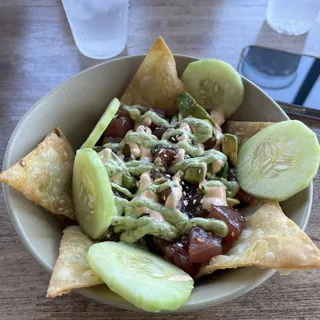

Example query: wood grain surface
[0,1,320,319]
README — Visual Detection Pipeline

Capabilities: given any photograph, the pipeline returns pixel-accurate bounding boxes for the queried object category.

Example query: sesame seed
[181,181,185,185]
[183,191,186,196]
[197,169,202,174]
[196,237,204,243]
[193,199,196,204]
[163,154,168,158]
[19,160,27,167]
[231,232,235,237]
[200,199,203,204]
[177,243,183,248]
[183,200,188,206]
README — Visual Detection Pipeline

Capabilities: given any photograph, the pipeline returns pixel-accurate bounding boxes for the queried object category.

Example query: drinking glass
[266,0,320,36]
[62,0,129,59]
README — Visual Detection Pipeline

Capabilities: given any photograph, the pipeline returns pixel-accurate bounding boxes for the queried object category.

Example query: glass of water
[62,0,129,59]
[266,0,320,36]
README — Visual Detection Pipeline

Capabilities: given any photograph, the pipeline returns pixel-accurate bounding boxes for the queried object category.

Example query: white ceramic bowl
[2,55,313,312]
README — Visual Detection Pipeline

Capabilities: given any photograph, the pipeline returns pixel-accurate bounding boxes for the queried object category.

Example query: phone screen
[238,46,320,119]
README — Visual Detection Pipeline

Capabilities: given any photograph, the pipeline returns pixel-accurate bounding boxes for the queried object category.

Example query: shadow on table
[254,21,308,54]
[74,46,129,71]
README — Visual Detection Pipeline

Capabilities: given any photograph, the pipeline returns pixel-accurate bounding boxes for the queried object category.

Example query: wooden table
[0,1,319,319]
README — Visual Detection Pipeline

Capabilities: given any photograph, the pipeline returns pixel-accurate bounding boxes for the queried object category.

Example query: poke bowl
[1,37,318,313]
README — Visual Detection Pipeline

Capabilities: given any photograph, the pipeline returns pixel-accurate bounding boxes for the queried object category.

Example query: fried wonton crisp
[0,127,75,219]
[121,36,185,116]
[223,121,273,145]
[47,226,103,298]
[197,201,320,278]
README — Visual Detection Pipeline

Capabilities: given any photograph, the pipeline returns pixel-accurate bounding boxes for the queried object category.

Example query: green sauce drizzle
[98,104,239,243]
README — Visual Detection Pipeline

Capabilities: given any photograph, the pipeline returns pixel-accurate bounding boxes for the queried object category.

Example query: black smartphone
[238,45,320,119]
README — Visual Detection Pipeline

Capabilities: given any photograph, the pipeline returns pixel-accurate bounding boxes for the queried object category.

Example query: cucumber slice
[81,98,121,148]
[87,241,194,312]
[236,120,320,201]
[181,59,244,119]
[73,148,115,239]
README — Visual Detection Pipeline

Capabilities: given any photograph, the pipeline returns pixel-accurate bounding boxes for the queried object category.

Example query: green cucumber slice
[181,59,244,119]
[73,148,115,239]
[81,98,120,148]
[87,241,194,312]
[236,120,320,201]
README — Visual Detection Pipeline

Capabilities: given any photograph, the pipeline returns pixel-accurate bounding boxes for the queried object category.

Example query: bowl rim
[2,54,313,312]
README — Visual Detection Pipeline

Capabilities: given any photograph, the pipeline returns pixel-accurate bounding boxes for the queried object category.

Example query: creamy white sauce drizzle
[213,124,224,150]
[129,142,141,158]
[178,123,192,143]
[210,110,225,126]
[136,125,152,161]
[165,173,183,209]
[173,123,192,164]
[212,158,224,174]
[142,117,152,127]
[173,148,185,164]
[98,148,112,162]
[202,186,227,210]
[112,172,122,185]
[136,172,164,221]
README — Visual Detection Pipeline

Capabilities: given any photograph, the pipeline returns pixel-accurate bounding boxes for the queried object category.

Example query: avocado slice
[222,133,238,166]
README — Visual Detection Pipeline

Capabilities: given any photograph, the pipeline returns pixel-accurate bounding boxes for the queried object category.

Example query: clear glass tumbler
[62,0,129,59]
[266,0,320,36]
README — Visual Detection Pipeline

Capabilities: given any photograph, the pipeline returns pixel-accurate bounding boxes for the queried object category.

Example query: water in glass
[266,0,320,35]
[62,0,129,59]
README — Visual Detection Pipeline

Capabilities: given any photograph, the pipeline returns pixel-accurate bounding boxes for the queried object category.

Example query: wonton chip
[0,128,75,219]
[47,226,103,298]
[223,121,273,145]
[121,36,185,116]
[197,201,320,278]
